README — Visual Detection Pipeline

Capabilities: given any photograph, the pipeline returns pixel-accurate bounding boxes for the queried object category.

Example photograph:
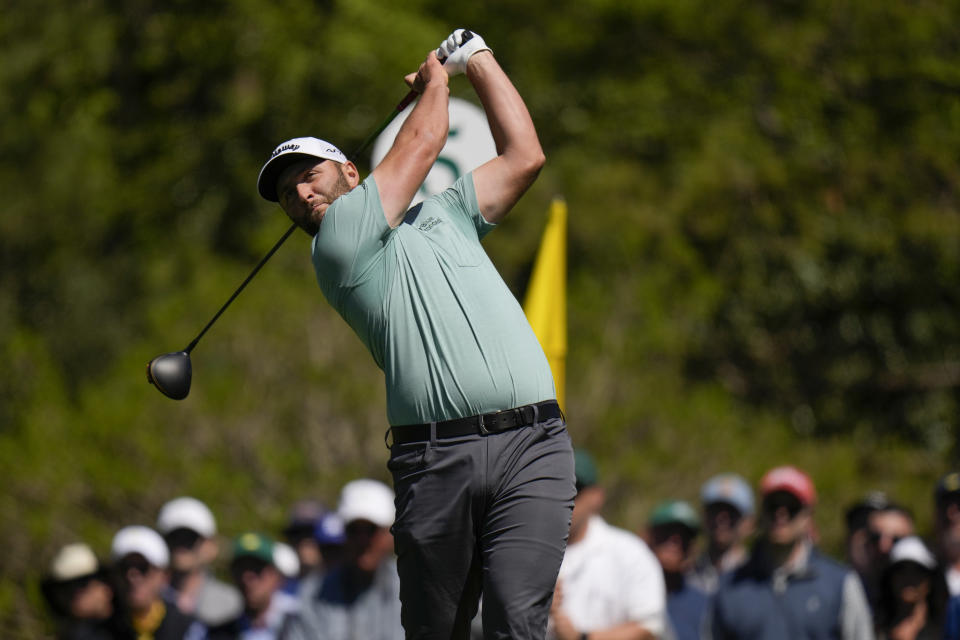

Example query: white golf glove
[436,29,492,76]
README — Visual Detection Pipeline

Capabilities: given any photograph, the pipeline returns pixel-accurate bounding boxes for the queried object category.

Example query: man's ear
[342,161,360,187]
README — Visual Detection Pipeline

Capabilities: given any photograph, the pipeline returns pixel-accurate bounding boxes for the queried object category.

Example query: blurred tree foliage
[1,0,958,636]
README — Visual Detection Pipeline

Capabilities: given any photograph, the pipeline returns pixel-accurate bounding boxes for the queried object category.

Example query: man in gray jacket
[282,479,403,640]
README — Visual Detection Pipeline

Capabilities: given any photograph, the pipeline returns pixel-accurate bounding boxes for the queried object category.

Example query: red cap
[761,466,817,506]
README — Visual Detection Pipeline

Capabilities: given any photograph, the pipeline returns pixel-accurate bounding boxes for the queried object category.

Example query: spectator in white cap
[688,472,755,594]
[111,525,206,640]
[40,542,118,640]
[156,496,243,628]
[283,478,403,640]
[875,536,948,640]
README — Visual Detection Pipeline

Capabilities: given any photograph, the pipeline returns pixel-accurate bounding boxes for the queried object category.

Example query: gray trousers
[387,416,575,640]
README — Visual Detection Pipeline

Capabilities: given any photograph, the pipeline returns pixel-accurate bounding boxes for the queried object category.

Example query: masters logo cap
[232,532,275,566]
[257,137,348,202]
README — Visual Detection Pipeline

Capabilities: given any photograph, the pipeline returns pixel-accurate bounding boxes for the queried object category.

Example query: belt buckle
[478,413,491,436]
[520,405,535,425]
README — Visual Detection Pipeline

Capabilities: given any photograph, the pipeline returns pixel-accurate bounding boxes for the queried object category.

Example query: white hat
[157,497,217,538]
[272,542,300,579]
[111,526,170,569]
[889,536,936,570]
[257,137,348,202]
[49,543,100,581]
[337,479,395,529]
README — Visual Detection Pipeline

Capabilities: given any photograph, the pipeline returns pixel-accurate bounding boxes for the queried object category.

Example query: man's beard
[304,168,352,235]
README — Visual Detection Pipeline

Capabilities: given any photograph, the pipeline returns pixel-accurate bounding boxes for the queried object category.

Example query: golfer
[257,30,575,639]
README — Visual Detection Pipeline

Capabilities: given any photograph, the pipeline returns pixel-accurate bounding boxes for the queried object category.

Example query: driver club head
[146,351,192,400]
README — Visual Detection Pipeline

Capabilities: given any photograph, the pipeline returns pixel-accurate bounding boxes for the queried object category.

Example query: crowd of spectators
[39,460,960,640]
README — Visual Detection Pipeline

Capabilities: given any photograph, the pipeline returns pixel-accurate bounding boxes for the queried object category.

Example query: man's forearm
[393,80,449,162]
[372,51,450,224]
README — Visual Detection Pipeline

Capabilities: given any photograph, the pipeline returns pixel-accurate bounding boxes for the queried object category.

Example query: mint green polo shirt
[311,173,555,426]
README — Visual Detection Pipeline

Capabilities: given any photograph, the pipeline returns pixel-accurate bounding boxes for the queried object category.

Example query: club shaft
[182,90,419,354]
[352,89,418,160]
[184,222,298,353]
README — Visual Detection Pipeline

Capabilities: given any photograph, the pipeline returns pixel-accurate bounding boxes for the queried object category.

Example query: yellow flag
[523,198,567,411]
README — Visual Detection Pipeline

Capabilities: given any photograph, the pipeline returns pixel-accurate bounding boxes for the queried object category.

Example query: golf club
[146,85,425,400]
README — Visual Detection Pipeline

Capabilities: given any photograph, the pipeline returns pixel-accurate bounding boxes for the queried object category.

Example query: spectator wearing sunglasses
[710,466,874,640]
[845,492,894,597]
[647,500,709,640]
[110,525,206,640]
[688,473,755,595]
[40,542,121,640]
[157,497,243,629]
[862,499,916,614]
[283,479,403,640]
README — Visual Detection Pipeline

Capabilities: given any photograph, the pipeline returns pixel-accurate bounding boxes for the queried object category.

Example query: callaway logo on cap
[257,137,348,202]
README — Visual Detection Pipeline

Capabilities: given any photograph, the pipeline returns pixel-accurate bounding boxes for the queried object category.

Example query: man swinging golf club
[256,30,575,639]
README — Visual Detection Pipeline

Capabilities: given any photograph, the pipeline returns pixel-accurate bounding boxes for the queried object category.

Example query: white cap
[49,543,100,581]
[157,496,217,538]
[257,137,348,202]
[272,542,300,579]
[111,526,170,569]
[889,536,936,570]
[337,479,395,529]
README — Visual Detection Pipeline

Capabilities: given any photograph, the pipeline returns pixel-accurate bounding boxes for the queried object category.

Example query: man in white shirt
[549,450,666,640]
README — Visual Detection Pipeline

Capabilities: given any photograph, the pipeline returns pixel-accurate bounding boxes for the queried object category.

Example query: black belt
[389,400,562,446]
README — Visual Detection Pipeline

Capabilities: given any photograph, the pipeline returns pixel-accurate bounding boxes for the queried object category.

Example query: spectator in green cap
[646,500,708,640]
[548,449,666,640]
[210,533,298,639]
